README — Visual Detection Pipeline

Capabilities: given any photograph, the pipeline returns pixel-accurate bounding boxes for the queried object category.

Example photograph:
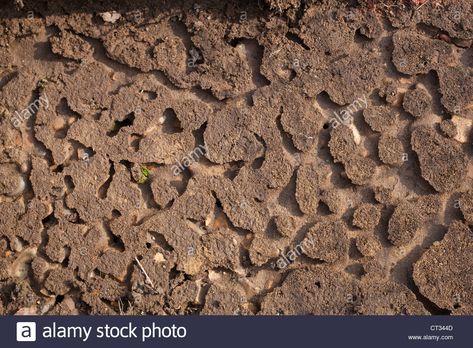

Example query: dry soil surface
[0,0,472,315]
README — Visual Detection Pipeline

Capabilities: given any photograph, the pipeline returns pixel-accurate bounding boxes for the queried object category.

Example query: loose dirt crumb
[402,87,432,119]
[353,204,382,230]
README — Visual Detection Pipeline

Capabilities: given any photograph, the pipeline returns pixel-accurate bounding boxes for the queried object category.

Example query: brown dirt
[0,0,472,316]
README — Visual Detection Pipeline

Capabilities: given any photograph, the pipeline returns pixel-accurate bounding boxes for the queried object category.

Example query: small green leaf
[137,166,150,184]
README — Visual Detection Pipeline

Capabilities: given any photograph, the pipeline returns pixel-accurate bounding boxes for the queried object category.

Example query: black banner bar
[4,315,471,348]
